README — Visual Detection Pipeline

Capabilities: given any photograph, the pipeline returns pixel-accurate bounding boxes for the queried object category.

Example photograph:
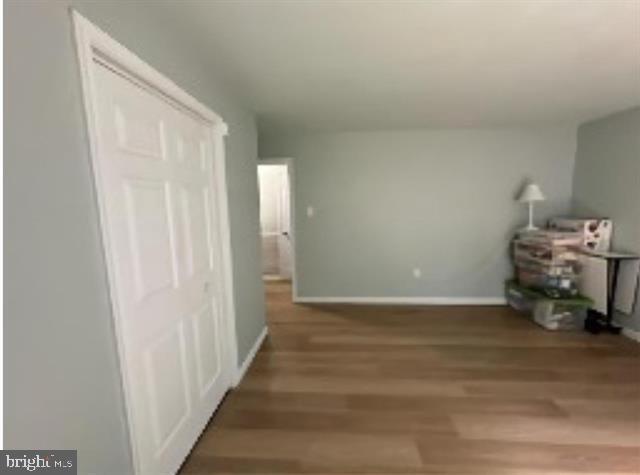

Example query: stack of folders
[513,230,583,298]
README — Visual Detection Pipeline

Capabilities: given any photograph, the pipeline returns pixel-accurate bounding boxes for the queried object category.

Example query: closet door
[91,60,230,474]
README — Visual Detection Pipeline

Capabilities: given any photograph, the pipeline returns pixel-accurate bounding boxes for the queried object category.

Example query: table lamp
[517,182,545,231]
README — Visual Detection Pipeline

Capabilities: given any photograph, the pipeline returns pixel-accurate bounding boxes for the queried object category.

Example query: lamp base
[521,202,539,233]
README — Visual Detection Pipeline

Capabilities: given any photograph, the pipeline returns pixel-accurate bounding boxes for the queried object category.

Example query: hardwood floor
[181,281,640,474]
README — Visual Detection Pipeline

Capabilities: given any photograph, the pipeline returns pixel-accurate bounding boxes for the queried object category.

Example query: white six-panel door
[90,59,231,474]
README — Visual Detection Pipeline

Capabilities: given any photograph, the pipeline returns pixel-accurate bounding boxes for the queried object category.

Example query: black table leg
[605,259,622,334]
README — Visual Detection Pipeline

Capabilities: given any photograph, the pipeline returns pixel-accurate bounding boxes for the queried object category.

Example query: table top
[580,249,640,260]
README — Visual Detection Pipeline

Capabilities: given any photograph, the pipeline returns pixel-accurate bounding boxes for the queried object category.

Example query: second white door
[258,164,292,279]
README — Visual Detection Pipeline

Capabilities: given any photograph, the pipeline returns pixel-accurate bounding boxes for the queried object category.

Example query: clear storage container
[505,280,590,331]
[532,301,587,331]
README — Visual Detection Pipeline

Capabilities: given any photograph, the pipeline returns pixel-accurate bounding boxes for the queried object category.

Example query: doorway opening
[258,159,296,300]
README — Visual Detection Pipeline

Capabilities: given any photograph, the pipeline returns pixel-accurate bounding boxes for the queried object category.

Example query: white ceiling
[163,0,640,132]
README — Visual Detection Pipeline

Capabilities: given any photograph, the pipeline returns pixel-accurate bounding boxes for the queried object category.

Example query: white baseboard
[234,326,268,387]
[293,296,507,305]
[622,327,640,343]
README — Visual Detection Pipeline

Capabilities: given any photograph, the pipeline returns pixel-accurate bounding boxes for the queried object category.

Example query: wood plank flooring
[181,281,640,474]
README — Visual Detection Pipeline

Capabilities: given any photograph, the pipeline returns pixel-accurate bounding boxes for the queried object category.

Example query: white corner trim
[293,296,507,305]
[622,327,640,343]
[234,326,268,387]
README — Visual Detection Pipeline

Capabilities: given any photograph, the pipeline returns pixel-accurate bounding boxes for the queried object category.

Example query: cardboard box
[548,218,612,252]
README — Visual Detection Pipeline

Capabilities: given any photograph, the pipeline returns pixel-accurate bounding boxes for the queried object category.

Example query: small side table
[581,250,640,334]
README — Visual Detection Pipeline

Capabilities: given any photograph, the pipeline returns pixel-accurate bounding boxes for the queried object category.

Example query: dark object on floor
[584,309,622,335]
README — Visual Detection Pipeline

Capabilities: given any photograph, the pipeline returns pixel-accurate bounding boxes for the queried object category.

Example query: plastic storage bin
[532,301,586,331]
[516,267,578,297]
[512,232,582,298]
[505,284,535,314]
[505,280,591,331]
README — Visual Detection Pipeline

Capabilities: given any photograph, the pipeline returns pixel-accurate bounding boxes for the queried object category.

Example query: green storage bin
[505,280,592,331]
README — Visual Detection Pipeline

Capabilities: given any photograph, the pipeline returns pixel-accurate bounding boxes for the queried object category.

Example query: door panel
[191,303,222,397]
[143,323,191,450]
[180,185,212,277]
[177,133,207,171]
[91,60,230,474]
[114,104,166,160]
[123,179,177,299]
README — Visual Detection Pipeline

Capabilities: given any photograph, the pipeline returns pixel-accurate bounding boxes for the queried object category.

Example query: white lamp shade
[517,182,545,203]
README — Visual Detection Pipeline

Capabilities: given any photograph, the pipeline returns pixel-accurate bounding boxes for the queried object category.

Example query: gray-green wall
[572,107,640,330]
[260,126,577,299]
[5,2,265,473]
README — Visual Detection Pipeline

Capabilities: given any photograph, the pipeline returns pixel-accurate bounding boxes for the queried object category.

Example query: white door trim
[72,12,238,473]
[259,158,298,300]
